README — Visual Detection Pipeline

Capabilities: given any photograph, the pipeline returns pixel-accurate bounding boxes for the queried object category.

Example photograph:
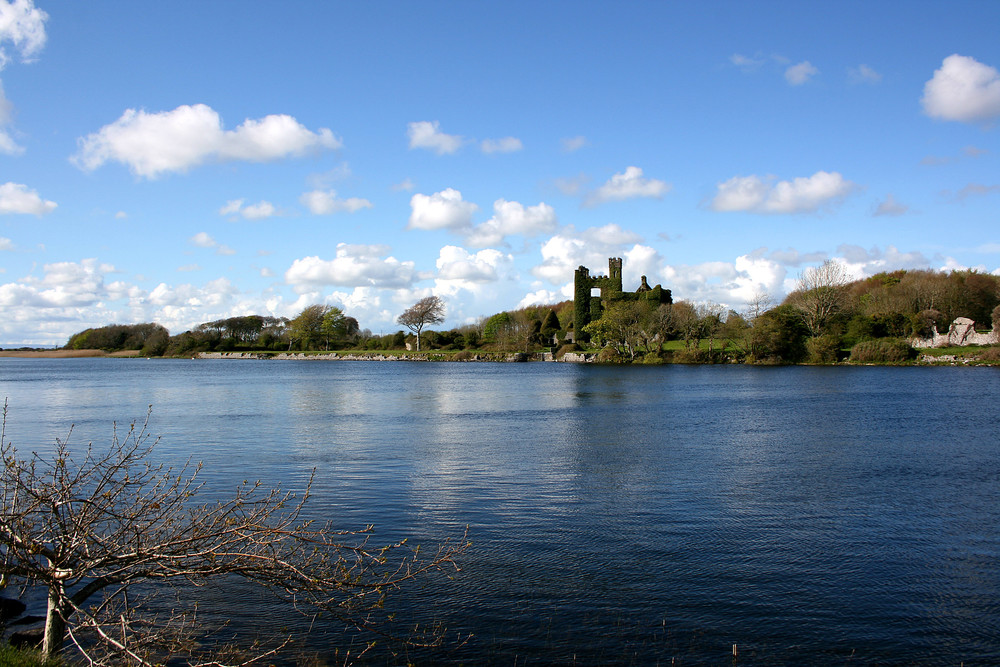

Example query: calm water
[1,359,999,665]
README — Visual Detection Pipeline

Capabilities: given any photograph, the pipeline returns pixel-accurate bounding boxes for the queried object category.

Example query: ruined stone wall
[909,317,999,348]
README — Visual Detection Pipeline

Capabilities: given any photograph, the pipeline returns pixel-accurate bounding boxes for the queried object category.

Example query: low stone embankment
[196,351,599,362]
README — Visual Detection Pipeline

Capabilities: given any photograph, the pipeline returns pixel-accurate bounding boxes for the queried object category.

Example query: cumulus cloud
[584,166,671,207]
[435,246,510,282]
[785,61,818,85]
[481,136,522,154]
[922,55,1000,124]
[299,189,372,215]
[284,243,417,290]
[219,199,278,220]
[189,232,217,248]
[873,194,909,217]
[848,64,881,84]
[12,258,116,308]
[0,181,56,215]
[0,0,48,69]
[836,244,932,275]
[0,236,12,250]
[189,231,234,255]
[561,136,587,152]
[531,224,645,285]
[465,199,558,248]
[709,171,855,214]
[72,104,342,178]
[407,120,463,155]
[408,188,478,231]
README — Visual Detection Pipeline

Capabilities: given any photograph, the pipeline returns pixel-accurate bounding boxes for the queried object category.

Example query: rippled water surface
[2,359,999,665]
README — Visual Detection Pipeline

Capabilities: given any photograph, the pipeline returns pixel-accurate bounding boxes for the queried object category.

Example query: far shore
[0,349,140,358]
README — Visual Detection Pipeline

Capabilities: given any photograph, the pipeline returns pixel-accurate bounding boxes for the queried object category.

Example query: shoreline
[2,348,997,366]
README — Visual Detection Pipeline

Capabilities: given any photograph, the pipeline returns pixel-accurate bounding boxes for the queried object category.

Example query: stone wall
[909,317,999,348]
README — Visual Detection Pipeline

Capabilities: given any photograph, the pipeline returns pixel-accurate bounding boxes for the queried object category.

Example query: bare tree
[397,296,445,351]
[791,260,850,337]
[0,403,468,664]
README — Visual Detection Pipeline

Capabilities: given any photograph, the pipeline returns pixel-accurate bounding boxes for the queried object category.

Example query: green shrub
[672,347,709,364]
[806,334,841,364]
[595,346,623,363]
[849,338,916,363]
[641,352,666,365]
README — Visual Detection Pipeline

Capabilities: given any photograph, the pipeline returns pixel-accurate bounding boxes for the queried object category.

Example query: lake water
[1,359,999,665]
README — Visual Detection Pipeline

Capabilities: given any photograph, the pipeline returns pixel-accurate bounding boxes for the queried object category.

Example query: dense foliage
[60,269,1000,363]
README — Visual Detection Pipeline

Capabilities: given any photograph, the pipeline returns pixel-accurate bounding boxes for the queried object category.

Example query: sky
[1,1,999,345]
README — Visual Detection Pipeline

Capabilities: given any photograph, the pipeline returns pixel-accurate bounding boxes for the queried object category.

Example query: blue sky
[1,1,999,345]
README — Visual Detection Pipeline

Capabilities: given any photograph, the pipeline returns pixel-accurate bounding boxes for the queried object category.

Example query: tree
[287,304,330,350]
[319,307,349,350]
[397,296,445,351]
[582,301,655,361]
[0,404,468,664]
[789,260,851,337]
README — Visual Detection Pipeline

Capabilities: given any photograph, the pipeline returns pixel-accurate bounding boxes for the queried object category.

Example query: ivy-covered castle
[574,258,672,340]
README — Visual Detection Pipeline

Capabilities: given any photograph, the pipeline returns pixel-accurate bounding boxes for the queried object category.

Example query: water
[2,359,999,665]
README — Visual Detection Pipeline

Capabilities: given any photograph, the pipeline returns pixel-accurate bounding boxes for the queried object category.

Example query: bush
[806,334,841,364]
[641,352,666,365]
[595,346,623,363]
[672,347,710,364]
[849,339,916,363]
[977,346,1000,362]
[452,350,474,361]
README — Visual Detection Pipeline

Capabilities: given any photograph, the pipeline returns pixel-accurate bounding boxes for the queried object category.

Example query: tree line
[62,268,1000,362]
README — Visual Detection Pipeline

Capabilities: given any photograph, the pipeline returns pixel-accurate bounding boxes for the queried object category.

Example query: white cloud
[922,54,1000,123]
[72,104,342,178]
[481,136,523,154]
[219,199,278,220]
[785,61,818,85]
[392,178,415,192]
[285,243,417,290]
[407,120,463,155]
[435,246,510,283]
[300,189,372,215]
[873,194,909,217]
[408,188,478,231]
[836,244,932,276]
[561,136,587,152]
[0,0,47,69]
[114,210,128,219]
[465,199,558,248]
[730,53,766,70]
[0,181,56,215]
[18,258,116,307]
[709,171,855,214]
[190,232,217,248]
[0,236,13,250]
[584,166,671,206]
[531,224,644,285]
[849,64,882,84]
[0,80,23,155]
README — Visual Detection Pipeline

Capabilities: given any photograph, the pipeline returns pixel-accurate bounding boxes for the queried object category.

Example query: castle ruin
[573,258,672,341]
